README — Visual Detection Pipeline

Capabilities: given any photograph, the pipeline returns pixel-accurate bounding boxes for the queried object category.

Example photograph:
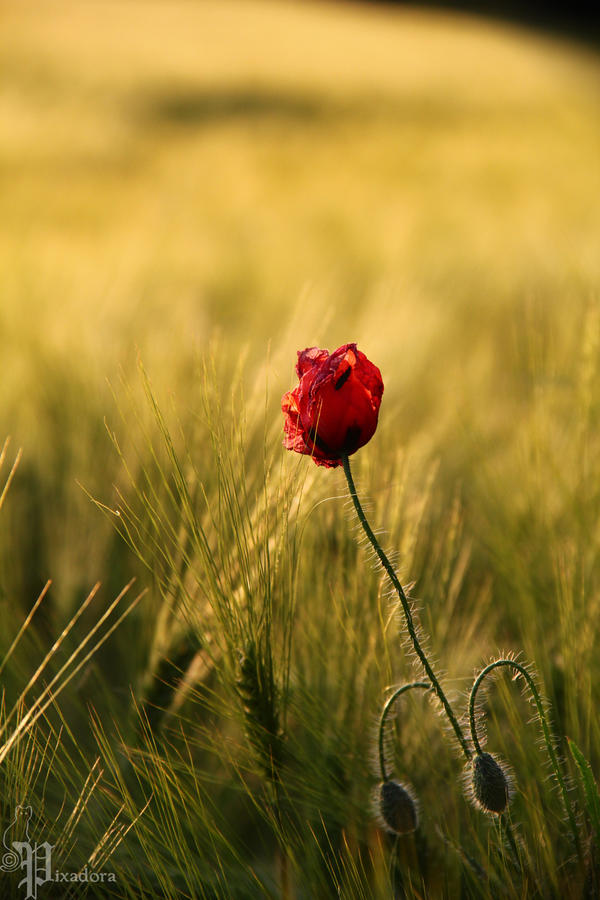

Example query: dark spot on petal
[334,366,352,391]
[308,427,331,453]
[342,425,362,454]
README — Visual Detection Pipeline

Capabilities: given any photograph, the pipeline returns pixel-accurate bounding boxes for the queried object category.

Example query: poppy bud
[471,753,510,814]
[282,343,383,468]
[377,780,419,835]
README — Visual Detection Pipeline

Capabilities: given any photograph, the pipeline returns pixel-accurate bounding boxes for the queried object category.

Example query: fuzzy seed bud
[378,780,418,835]
[472,752,509,814]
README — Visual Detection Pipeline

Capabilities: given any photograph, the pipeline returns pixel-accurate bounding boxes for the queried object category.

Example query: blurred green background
[2,0,599,612]
[1,2,600,893]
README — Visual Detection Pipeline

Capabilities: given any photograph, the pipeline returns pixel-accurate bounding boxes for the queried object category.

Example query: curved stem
[469,658,581,859]
[342,454,471,761]
[379,682,431,781]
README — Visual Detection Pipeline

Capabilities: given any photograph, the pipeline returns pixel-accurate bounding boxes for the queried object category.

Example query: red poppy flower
[281,343,384,468]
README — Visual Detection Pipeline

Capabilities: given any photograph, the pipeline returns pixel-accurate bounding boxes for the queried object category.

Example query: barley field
[1,1,600,897]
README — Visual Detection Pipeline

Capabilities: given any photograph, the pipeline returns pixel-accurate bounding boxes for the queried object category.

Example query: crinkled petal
[296,347,329,379]
[282,343,383,468]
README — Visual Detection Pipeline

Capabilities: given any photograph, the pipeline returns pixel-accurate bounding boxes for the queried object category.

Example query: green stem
[469,659,581,859]
[342,454,471,761]
[379,682,431,781]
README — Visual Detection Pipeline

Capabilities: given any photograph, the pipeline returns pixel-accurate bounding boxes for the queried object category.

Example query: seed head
[377,780,418,835]
[236,643,284,781]
[471,752,510,814]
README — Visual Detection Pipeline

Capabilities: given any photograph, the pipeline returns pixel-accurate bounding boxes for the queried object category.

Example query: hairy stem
[342,454,471,760]
[469,658,581,859]
[379,682,431,781]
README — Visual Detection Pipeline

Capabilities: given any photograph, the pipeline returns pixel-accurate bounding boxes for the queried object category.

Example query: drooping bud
[471,752,510,814]
[378,780,419,835]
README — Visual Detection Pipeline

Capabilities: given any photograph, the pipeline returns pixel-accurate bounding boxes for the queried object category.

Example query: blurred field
[1,0,600,896]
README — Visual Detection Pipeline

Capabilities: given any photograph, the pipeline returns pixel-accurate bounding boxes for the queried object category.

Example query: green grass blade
[567,737,600,838]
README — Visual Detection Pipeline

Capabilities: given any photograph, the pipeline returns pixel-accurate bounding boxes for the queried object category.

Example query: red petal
[296,347,329,379]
